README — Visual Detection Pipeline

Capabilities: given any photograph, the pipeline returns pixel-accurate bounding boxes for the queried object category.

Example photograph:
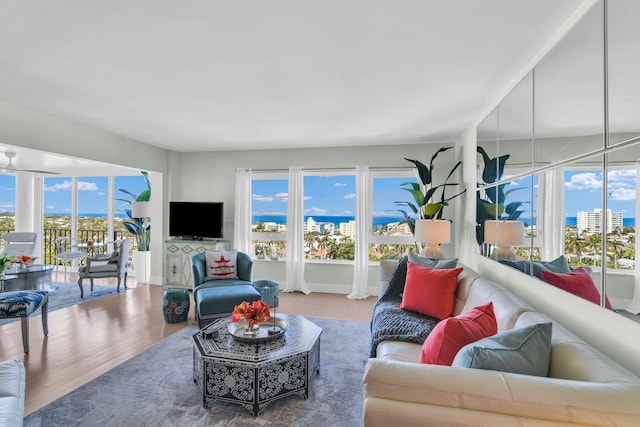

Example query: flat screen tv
[169,202,224,240]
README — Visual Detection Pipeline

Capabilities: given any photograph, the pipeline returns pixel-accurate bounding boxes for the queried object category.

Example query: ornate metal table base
[192,314,322,416]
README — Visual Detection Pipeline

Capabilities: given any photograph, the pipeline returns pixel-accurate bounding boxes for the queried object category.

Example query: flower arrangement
[17,254,32,266]
[231,300,271,327]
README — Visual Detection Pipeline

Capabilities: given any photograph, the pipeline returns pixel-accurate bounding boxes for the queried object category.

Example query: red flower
[17,255,32,265]
[231,300,271,326]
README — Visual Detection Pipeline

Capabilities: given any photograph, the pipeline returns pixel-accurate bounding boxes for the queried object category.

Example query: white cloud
[0,203,13,209]
[252,194,274,202]
[344,193,356,199]
[78,181,98,191]
[342,210,353,215]
[305,207,327,215]
[275,192,288,200]
[608,169,636,181]
[46,205,55,210]
[334,183,347,187]
[44,180,98,192]
[609,188,636,201]
[45,180,72,192]
[303,196,312,201]
[565,173,602,190]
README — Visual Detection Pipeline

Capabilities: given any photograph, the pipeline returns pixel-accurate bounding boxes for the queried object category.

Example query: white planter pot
[132,250,151,284]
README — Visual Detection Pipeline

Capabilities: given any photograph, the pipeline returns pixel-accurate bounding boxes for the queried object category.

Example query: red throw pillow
[398,263,463,319]
[541,267,613,310]
[419,302,497,365]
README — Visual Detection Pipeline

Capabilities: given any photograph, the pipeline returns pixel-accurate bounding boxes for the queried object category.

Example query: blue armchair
[191,251,261,327]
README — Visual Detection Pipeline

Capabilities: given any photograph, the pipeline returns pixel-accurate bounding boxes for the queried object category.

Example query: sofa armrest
[0,359,25,427]
[363,359,640,427]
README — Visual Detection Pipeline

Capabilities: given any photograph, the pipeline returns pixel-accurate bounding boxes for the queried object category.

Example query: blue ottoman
[162,288,190,323]
[196,284,261,328]
[0,290,49,353]
[253,280,279,307]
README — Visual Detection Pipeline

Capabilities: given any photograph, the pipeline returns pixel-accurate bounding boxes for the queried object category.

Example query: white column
[107,176,115,247]
[71,177,78,239]
[14,173,35,231]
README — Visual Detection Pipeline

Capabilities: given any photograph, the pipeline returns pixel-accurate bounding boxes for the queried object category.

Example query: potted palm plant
[394,147,465,232]
[117,171,151,283]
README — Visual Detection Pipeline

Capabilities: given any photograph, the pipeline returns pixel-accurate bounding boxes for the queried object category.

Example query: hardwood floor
[0,273,376,416]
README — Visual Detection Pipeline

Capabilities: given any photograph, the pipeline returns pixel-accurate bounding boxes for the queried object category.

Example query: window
[0,174,16,234]
[303,173,356,261]
[560,167,637,271]
[77,176,108,243]
[251,175,288,260]
[369,172,418,260]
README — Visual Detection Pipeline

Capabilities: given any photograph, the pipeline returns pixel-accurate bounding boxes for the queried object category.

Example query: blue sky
[0,174,147,215]
[506,169,637,219]
[252,175,421,218]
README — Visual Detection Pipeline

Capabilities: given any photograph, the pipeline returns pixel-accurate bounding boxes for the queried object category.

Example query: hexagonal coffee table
[192,314,322,416]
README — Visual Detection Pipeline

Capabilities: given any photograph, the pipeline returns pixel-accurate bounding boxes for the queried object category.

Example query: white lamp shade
[484,220,524,246]
[414,219,451,244]
[131,201,151,218]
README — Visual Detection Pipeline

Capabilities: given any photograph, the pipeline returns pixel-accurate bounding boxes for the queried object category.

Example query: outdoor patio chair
[54,236,88,282]
[1,232,38,258]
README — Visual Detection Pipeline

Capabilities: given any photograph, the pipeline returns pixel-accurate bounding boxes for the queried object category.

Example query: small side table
[253,280,279,307]
[162,288,190,323]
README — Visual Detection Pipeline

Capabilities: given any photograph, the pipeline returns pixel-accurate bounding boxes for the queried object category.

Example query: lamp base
[489,246,517,261]
[420,244,444,259]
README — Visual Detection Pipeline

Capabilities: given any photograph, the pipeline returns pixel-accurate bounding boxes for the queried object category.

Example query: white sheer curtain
[349,165,371,299]
[627,162,640,314]
[284,166,310,294]
[233,168,252,254]
[538,166,565,260]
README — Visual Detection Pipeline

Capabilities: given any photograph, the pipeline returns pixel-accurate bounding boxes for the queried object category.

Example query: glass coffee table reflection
[0,264,55,293]
[192,313,322,416]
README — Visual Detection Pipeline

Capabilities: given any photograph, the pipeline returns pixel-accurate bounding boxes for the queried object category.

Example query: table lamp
[484,220,525,261]
[414,219,451,259]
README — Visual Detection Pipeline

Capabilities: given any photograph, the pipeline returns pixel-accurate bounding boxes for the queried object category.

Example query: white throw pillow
[205,250,238,280]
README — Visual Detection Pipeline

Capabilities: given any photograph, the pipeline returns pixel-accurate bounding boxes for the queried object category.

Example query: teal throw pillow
[452,322,552,377]
[408,252,458,269]
[499,256,571,279]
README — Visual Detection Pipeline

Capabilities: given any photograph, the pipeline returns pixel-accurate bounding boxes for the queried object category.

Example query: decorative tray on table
[227,316,288,342]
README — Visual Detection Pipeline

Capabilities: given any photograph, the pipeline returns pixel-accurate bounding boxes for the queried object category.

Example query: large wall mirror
[475,0,640,318]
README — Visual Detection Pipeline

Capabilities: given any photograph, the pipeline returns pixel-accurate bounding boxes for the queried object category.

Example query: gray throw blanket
[370,257,439,357]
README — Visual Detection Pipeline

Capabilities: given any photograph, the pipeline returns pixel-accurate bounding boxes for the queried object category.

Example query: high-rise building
[576,209,623,234]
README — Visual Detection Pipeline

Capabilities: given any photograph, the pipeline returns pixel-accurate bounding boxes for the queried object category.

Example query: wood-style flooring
[0,273,376,416]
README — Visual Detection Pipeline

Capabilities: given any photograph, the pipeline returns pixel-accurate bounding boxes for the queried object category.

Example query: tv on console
[169,201,224,240]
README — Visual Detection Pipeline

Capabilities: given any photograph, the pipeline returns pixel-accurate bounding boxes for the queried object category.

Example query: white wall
[0,99,170,284]
[169,143,459,294]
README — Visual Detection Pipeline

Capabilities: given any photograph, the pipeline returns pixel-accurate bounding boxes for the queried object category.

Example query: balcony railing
[1,228,132,265]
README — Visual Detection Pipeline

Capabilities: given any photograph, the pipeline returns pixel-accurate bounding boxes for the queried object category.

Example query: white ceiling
[0,0,586,162]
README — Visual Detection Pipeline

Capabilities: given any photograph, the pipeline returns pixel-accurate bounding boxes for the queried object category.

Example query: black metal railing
[42,228,131,264]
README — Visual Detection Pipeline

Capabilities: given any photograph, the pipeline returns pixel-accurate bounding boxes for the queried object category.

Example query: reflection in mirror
[605,143,640,314]
[533,0,604,163]
[608,0,640,146]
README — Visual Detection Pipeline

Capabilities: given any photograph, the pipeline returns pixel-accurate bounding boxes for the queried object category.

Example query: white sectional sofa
[0,359,25,427]
[363,260,640,426]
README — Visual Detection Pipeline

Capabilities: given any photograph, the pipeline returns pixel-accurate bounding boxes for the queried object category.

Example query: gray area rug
[0,281,118,326]
[24,317,370,427]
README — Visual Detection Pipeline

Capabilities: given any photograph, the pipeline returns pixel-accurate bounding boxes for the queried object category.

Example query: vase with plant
[232,300,271,335]
[476,146,527,249]
[393,147,465,252]
[117,171,151,283]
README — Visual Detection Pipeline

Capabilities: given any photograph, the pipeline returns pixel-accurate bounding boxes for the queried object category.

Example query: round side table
[253,280,279,307]
[162,288,190,323]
